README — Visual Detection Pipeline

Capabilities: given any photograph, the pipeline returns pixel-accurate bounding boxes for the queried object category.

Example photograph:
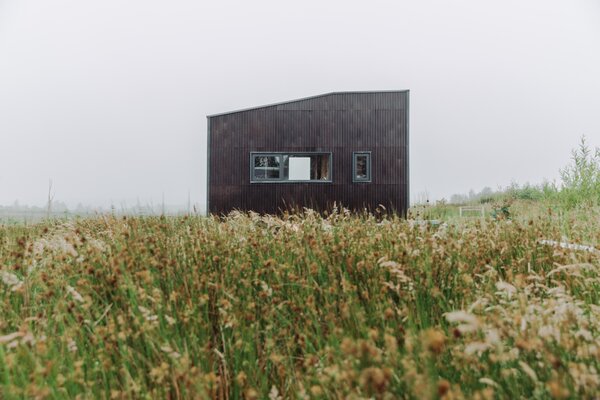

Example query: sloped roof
[207,90,409,118]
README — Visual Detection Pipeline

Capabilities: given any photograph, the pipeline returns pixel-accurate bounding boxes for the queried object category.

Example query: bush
[506,183,549,202]
[558,136,600,208]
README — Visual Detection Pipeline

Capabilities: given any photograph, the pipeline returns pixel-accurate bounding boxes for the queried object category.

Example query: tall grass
[0,206,598,398]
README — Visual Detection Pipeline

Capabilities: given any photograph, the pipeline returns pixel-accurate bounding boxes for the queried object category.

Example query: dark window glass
[253,155,280,180]
[353,152,371,182]
[355,155,368,178]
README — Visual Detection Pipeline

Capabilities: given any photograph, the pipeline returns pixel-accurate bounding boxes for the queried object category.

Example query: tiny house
[207,91,409,214]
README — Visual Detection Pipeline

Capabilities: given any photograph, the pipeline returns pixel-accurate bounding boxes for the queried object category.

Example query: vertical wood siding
[208,91,409,215]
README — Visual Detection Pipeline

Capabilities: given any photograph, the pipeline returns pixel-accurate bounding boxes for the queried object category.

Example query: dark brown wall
[208,91,409,214]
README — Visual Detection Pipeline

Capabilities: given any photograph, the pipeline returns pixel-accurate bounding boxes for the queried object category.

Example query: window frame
[250,152,333,183]
[352,151,372,183]
[251,154,282,181]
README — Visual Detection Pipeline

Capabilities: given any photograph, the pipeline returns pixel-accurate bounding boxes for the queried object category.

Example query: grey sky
[1,0,599,211]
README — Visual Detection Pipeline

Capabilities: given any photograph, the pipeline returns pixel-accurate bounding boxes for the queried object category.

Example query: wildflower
[0,331,23,345]
[384,334,398,355]
[538,325,561,342]
[368,328,379,342]
[340,338,356,356]
[474,387,495,400]
[149,362,169,384]
[495,281,517,299]
[445,310,477,325]
[437,379,451,397]
[464,342,490,356]
[66,286,85,303]
[268,386,282,400]
[360,367,389,394]
[235,371,247,386]
[138,306,158,322]
[1,271,23,291]
[245,388,259,400]
[269,353,284,364]
[260,281,273,297]
[67,339,78,353]
[422,328,445,355]
[33,240,45,256]
[384,307,395,320]
[518,361,538,382]
[484,329,501,346]
[164,315,176,326]
[547,380,569,399]
[160,344,181,359]
[575,329,593,342]
[444,310,479,333]
[479,377,499,388]
[88,238,108,252]
[35,235,78,257]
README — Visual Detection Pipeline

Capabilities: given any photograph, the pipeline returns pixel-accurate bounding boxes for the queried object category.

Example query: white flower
[68,339,78,353]
[485,328,501,346]
[268,385,282,400]
[165,315,176,326]
[479,377,499,388]
[138,306,158,322]
[444,310,479,333]
[1,271,21,287]
[66,285,85,303]
[160,344,181,359]
[0,271,23,291]
[575,329,593,342]
[464,342,490,356]
[0,331,24,344]
[261,281,273,297]
[518,361,538,382]
[495,281,517,298]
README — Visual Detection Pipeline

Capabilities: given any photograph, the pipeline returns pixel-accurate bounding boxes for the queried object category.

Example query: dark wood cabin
[207,91,409,215]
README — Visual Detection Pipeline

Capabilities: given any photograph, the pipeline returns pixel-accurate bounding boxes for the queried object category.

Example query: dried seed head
[360,367,388,394]
[244,388,259,400]
[547,380,569,399]
[423,328,445,355]
[437,379,451,397]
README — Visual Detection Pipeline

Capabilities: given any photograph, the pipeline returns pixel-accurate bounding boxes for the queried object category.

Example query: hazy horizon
[2,0,599,212]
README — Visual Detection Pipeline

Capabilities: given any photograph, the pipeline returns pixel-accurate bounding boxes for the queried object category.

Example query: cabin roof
[207,90,409,118]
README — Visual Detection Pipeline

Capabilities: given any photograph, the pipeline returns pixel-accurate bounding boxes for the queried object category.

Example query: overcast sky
[1,0,599,211]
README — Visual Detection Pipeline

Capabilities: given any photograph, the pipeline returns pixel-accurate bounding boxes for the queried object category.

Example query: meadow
[0,202,599,399]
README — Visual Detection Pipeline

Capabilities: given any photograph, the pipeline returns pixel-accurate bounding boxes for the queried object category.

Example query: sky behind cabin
[1,0,599,212]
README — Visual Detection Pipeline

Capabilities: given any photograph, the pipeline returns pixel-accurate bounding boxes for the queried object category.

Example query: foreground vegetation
[0,203,599,399]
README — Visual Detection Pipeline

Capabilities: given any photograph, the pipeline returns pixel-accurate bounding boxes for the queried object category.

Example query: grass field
[0,204,599,399]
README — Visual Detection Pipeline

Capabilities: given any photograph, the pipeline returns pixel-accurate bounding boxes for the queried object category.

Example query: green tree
[559,136,600,208]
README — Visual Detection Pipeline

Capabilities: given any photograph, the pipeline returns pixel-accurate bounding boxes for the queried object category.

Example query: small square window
[353,152,371,182]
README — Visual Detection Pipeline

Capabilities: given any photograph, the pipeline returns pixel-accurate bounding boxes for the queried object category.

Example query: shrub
[558,136,600,208]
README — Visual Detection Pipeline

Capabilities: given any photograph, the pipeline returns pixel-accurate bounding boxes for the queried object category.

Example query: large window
[353,151,371,182]
[251,152,331,182]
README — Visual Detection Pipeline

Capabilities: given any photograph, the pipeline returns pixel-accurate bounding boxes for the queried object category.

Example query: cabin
[207,91,409,215]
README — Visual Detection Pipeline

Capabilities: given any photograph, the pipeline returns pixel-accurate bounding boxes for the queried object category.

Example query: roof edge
[206,90,410,118]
